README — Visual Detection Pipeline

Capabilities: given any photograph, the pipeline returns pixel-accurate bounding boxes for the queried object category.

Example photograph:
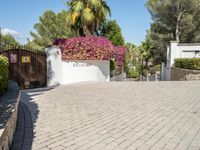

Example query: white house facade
[162,41,200,80]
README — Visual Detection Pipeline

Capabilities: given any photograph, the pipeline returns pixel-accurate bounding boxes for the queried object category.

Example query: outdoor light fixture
[194,50,200,57]
[195,50,200,55]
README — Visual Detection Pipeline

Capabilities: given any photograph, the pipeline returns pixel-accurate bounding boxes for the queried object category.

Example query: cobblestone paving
[11,102,33,150]
[19,82,200,150]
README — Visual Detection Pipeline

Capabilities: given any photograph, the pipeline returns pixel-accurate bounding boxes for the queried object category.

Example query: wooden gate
[0,46,47,89]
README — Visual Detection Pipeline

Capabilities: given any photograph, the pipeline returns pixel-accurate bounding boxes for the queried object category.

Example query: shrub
[174,58,200,70]
[54,36,115,60]
[127,69,140,79]
[0,55,9,95]
[110,59,116,71]
[115,46,126,75]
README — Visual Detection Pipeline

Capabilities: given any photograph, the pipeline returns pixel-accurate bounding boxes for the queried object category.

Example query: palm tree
[67,0,111,36]
[138,41,153,81]
[125,43,137,70]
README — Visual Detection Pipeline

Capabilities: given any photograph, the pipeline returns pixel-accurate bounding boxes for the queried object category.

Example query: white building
[46,47,110,86]
[162,41,200,80]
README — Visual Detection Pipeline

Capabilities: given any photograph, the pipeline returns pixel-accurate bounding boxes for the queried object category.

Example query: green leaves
[30,10,75,49]
[101,20,125,46]
[88,0,101,8]
[0,55,9,95]
[0,34,19,48]
[72,1,84,12]
[174,58,200,70]
[81,7,95,24]
[124,34,153,78]
[146,0,200,63]
[110,59,116,72]
[67,0,111,36]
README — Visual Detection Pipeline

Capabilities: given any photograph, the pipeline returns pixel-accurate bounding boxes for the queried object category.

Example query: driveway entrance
[13,82,200,150]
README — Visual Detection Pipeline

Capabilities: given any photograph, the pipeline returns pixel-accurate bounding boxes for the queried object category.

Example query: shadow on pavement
[0,82,19,131]
[11,87,56,150]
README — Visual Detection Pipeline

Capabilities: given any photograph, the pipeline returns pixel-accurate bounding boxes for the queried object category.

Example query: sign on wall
[21,56,31,63]
[182,50,200,58]
[10,54,17,63]
[73,62,92,67]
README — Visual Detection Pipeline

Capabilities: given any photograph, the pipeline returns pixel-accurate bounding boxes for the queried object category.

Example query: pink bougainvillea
[115,46,126,75]
[54,36,126,74]
[54,36,115,60]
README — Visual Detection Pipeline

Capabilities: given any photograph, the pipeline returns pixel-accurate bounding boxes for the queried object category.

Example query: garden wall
[46,47,110,86]
[0,82,20,150]
[62,60,110,84]
[171,67,200,81]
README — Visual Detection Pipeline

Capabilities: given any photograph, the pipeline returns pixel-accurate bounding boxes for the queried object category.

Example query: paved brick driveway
[18,82,200,150]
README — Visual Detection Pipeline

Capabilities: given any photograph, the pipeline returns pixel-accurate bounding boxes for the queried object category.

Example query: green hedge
[174,58,200,70]
[0,55,9,95]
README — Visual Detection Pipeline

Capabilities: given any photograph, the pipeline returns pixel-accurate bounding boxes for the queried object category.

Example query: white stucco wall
[46,47,63,86]
[46,47,110,86]
[169,42,200,67]
[62,60,110,84]
[164,42,200,80]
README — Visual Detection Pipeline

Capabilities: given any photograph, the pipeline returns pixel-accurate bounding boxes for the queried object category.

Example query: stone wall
[171,67,200,81]
[0,82,20,150]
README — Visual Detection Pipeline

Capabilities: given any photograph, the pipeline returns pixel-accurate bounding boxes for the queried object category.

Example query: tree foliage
[101,20,125,46]
[124,32,154,79]
[66,0,111,36]
[146,0,200,62]
[125,43,137,72]
[30,10,75,49]
[0,34,19,48]
[147,0,200,43]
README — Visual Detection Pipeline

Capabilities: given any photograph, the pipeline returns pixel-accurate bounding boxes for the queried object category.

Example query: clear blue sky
[0,0,151,45]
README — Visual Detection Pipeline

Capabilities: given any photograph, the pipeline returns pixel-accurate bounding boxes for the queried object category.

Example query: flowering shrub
[115,46,126,75]
[54,36,126,74]
[54,36,115,60]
